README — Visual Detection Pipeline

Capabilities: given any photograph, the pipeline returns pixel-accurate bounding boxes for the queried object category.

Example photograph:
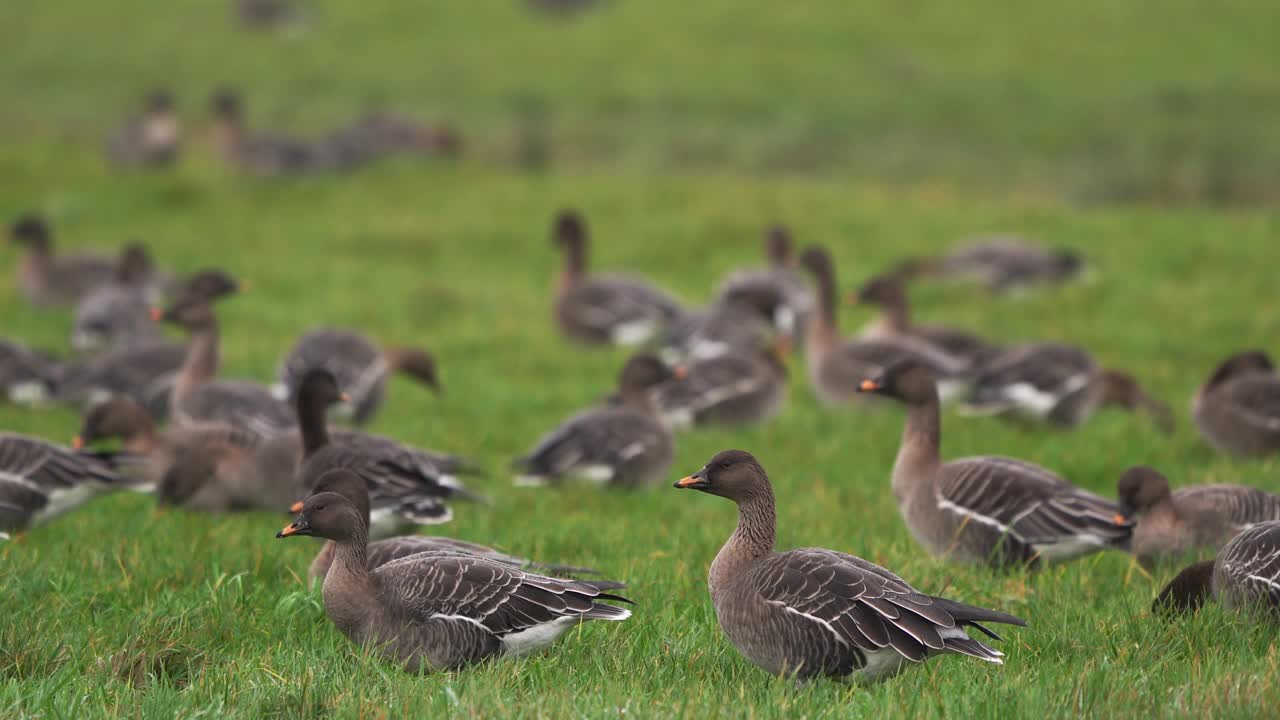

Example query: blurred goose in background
[858,360,1133,569]
[799,246,969,406]
[552,210,683,346]
[712,224,813,342]
[961,343,1174,433]
[852,273,1001,372]
[0,339,60,407]
[651,341,788,430]
[104,89,181,169]
[1154,521,1280,618]
[9,214,116,307]
[235,0,304,31]
[892,236,1084,293]
[514,354,675,488]
[0,433,128,539]
[209,89,364,176]
[70,243,165,352]
[1192,350,1280,458]
[277,470,632,672]
[658,289,780,364]
[333,110,462,160]
[273,329,440,425]
[674,449,1025,682]
[1116,466,1280,567]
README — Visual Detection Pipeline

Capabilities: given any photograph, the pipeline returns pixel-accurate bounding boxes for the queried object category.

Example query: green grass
[3,1,1280,717]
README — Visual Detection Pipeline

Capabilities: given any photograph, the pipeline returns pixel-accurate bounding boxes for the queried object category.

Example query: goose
[658,289,782,364]
[1154,521,1280,618]
[0,433,128,539]
[209,90,364,176]
[651,342,788,430]
[9,214,116,306]
[552,210,683,346]
[296,470,610,583]
[1192,350,1280,458]
[1117,465,1280,567]
[673,449,1025,682]
[513,354,675,488]
[892,236,1084,293]
[857,360,1133,568]
[273,329,440,425]
[332,110,462,160]
[712,224,814,341]
[851,273,1000,372]
[0,339,60,407]
[799,246,969,406]
[71,243,164,352]
[961,343,1174,433]
[276,469,632,671]
[104,89,180,169]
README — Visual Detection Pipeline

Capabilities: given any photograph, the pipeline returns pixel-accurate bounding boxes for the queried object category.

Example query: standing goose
[799,246,968,406]
[296,470,609,583]
[712,225,814,341]
[104,89,181,169]
[1154,522,1280,618]
[651,342,788,430]
[513,354,675,488]
[552,210,683,346]
[71,243,164,352]
[852,273,1000,372]
[892,237,1084,293]
[674,450,1025,682]
[0,338,60,407]
[857,360,1133,568]
[276,469,632,672]
[1192,350,1280,458]
[273,329,440,425]
[9,214,116,307]
[1117,466,1280,567]
[961,343,1174,433]
[0,433,127,539]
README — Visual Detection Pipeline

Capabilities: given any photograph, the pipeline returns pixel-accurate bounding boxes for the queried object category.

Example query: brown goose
[1117,466,1280,567]
[659,288,783,364]
[713,225,814,341]
[276,469,632,672]
[858,360,1133,568]
[674,450,1024,682]
[651,342,788,430]
[852,273,1000,372]
[104,90,180,169]
[892,236,1084,293]
[552,210,684,346]
[0,338,60,407]
[331,110,462,161]
[513,354,675,488]
[9,214,116,307]
[799,246,969,406]
[0,432,127,539]
[1192,350,1280,458]
[962,343,1174,433]
[297,470,607,583]
[209,90,364,176]
[71,243,164,352]
[273,329,440,426]
[1154,521,1280,618]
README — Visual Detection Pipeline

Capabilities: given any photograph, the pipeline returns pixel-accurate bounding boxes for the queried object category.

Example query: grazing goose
[10,214,116,306]
[333,110,462,160]
[71,243,164,352]
[852,273,1000,372]
[104,90,180,169]
[0,433,127,539]
[273,329,440,425]
[513,354,675,488]
[552,210,683,346]
[659,288,782,364]
[162,298,295,434]
[962,343,1174,433]
[651,342,788,430]
[297,470,607,583]
[713,225,814,341]
[209,90,361,176]
[1154,522,1280,618]
[858,361,1133,568]
[674,449,1025,682]
[893,237,1084,293]
[1117,466,1280,567]
[1192,350,1280,458]
[277,469,632,672]
[799,246,968,406]
[0,339,60,407]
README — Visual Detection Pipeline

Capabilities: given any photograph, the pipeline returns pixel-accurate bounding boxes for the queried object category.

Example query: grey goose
[674,450,1025,682]
[657,295,779,365]
[552,210,683,347]
[1192,350,1280,458]
[104,89,180,169]
[513,354,674,488]
[961,343,1174,433]
[858,360,1133,568]
[0,433,128,539]
[1117,466,1280,567]
[10,214,116,307]
[1154,521,1280,619]
[209,90,365,176]
[276,469,632,672]
[650,342,788,430]
[0,338,60,407]
[892,236,1084,293]
[70,243,164,352]
[852,273,1001,373]
[799,246,970,406]
[712,224,814,342]
[273,328,440,425]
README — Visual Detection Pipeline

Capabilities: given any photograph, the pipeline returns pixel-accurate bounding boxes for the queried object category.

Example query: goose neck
[710,490,776,600]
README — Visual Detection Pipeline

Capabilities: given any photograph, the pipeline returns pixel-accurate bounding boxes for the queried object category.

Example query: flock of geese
[4,205,1280,683]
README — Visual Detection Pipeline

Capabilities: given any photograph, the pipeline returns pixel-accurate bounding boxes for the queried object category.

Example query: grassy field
[3,1,1280,718]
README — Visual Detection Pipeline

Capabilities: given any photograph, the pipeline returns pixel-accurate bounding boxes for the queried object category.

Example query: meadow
[2,1,1280,717]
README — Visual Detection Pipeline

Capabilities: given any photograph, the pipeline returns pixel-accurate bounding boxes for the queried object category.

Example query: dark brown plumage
[0,432,128,538]
[1155,522,1280,619]
[852,273,1000,372]
[650,343,787,429]
[891,237,1084,293]
[1192,350,1280,457]
[10,214,116,307]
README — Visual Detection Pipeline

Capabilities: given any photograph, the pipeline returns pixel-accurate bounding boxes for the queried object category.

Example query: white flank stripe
[502,616,580,657]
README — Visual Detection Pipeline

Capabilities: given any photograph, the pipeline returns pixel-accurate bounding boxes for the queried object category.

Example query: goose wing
[1176,485,1280,530]
[1217,522,1280,607]
[972,344,1095,397]
[514,407,666,484]
[178,380,296,434]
